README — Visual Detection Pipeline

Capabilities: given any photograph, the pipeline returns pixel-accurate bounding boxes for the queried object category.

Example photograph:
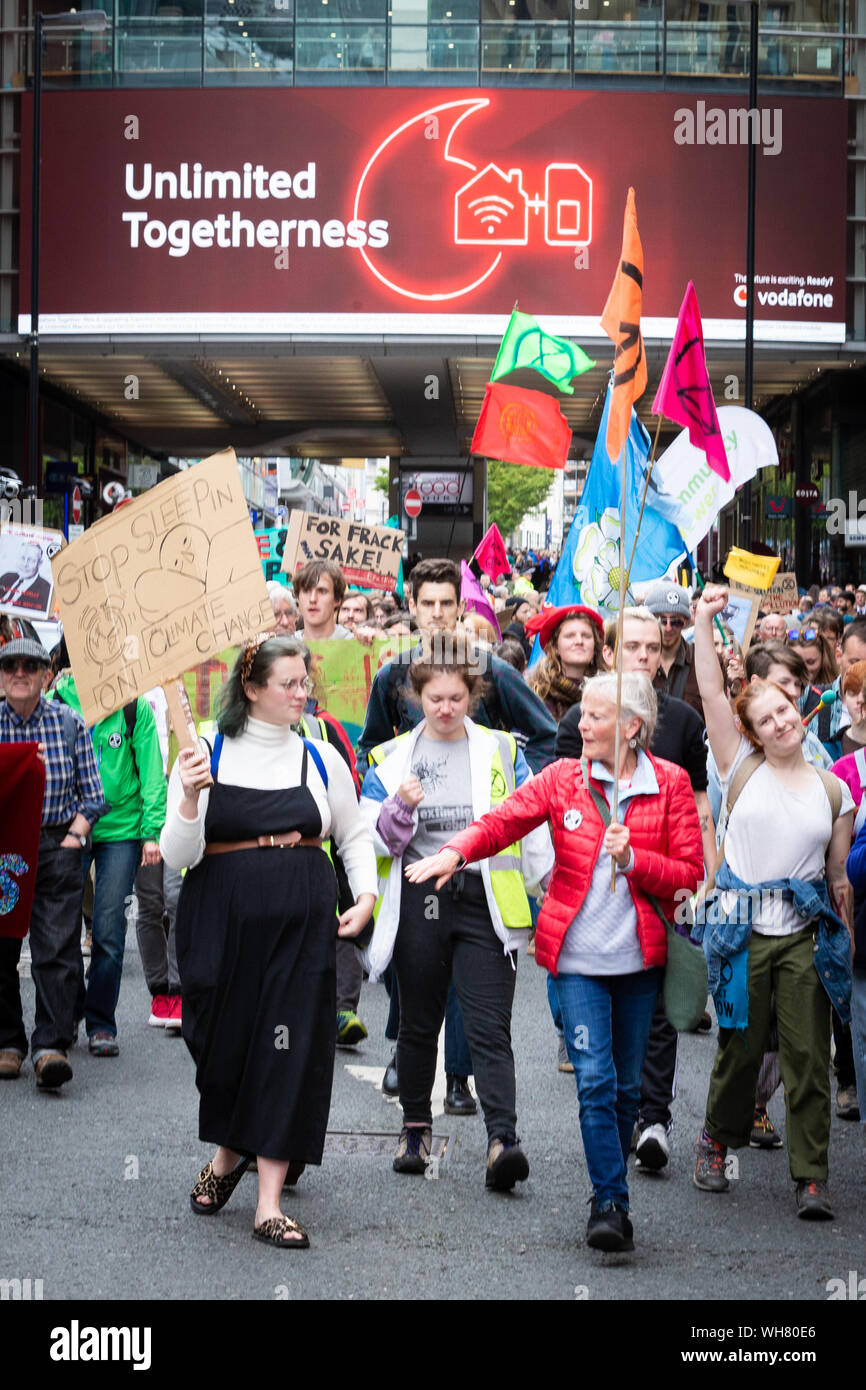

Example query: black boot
[586,1198,634,1253]
[444,1075,477,1116]
[382,1050,399,1096]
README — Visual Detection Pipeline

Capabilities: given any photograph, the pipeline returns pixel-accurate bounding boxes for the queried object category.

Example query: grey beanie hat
[0,637,51,666]
[643,581,692,621]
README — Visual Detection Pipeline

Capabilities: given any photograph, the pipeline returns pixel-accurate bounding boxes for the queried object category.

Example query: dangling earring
[628,738,637,749]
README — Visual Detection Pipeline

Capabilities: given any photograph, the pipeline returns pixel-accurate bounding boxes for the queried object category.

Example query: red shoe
[165,994,182,1032]
[148,994,171,1027]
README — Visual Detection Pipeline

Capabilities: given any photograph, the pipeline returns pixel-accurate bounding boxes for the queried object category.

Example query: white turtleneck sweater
[159,717,378,901]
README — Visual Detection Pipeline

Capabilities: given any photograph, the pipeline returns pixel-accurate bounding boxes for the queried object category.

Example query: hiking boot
[635,1123,670,1172]
[693,1132,729,1193]
[444,1075,477,1116]
[336,1010,368,1048]
[586,1198,634,1252]
[485,1136,529,1191]
[34,1053,72,1089]
[393,1125,431,1175]
[750,1108,783,1149]
[796,1179,834,1221]
[0,1050,23,1079]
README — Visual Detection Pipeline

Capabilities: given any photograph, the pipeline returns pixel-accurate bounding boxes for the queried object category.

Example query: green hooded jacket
[51,673,167,844]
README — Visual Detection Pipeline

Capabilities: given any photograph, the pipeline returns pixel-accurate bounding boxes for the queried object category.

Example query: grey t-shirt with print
[403,733,479,871]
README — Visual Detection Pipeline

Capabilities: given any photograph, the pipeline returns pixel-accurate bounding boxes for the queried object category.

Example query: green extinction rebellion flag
[491,310,595,396]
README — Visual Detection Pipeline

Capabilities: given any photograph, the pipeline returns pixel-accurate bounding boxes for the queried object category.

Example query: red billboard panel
[18,89,846,344]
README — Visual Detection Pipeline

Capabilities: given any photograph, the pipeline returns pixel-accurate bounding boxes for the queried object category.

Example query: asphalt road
[2,934,864,1310]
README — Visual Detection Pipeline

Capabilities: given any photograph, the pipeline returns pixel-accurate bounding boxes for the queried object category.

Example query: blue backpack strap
[209,732,224,778]
[302,737,328,789]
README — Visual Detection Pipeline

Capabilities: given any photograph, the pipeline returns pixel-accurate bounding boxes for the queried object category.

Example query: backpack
[54,693,138,776]
[208,732,328,788]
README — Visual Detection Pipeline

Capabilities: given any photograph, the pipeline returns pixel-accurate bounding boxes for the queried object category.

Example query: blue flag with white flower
[547,381,686,618]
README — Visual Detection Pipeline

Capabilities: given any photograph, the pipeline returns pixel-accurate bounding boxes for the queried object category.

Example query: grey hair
[581,670,658,750]
[266,581,296,610]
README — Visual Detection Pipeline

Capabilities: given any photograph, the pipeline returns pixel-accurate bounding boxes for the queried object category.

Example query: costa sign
[18,90,846,343]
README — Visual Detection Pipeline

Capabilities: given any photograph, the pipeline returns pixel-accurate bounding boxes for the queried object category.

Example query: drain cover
[324,1131,449,1160]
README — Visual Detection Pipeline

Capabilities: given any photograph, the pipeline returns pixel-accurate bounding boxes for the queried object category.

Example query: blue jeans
[554,968,662,1209]
[78,840,141,1037]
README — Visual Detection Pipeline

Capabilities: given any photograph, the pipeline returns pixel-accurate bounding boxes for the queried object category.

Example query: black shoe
[586,1198,634,1252]
[795,1179,834,1221]
[382,1051,399,1097]
[444,1075,477,1116]
[485,1136,529,1191]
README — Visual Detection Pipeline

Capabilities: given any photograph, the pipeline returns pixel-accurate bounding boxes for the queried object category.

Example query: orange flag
[600,187,646,463]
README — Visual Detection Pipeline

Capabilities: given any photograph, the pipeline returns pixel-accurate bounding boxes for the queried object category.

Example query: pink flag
[460,561,502,640]
[652,281,730,482]
[474,524,510,583]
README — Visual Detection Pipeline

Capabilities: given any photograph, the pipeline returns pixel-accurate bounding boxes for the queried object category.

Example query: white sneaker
[635,1123,670,1172]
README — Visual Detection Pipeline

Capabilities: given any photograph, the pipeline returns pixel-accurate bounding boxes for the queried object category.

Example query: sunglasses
[787,628,818,642]
[0,658,44,675]
[659,616,686,629]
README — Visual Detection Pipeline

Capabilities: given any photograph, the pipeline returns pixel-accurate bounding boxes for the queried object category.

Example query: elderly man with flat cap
[643,581,704,722]
[0,639,106,1089]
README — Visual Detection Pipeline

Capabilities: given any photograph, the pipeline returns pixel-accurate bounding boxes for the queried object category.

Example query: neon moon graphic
[352,98,502,303]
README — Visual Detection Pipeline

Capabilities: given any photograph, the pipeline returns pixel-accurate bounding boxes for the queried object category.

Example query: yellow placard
[723,547,781,591]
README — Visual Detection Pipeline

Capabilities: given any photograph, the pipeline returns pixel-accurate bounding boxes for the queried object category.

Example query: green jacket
[51,673,167,843]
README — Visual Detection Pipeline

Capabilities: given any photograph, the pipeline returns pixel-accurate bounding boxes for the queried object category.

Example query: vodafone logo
[733,284,748,308]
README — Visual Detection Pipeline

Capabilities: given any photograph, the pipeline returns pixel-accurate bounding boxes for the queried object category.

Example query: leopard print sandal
[190,1156,250,1215]
[252,1214,310,1249]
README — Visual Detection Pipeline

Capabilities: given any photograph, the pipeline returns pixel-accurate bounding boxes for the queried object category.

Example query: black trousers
[638,995,678,1130]
[393,875,517,1140]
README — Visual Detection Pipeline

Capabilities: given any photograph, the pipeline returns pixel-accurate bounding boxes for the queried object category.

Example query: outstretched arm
[694,586,741,779]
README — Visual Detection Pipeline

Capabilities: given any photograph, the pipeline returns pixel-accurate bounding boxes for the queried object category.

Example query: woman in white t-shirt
[692,587,854,1222]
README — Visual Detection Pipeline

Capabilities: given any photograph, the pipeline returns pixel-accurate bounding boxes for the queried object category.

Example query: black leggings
[393,875,518,1140]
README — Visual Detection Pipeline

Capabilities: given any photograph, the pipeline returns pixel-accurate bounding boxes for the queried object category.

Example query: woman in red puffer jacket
[406,670,703,1255]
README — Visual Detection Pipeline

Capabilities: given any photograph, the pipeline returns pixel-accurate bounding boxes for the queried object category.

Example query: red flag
[470,383,571,470]
[652,281,731,482]
[0,743,45,939]
[600,187,646,463]
[474,524,510,582]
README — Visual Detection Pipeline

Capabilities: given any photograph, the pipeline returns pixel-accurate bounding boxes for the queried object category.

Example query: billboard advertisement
[18,89,846,344]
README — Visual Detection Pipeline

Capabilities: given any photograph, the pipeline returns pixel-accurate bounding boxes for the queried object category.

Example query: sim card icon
[544,164,593,247]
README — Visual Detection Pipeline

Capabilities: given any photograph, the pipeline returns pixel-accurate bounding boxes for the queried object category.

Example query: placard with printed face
[0,524,65,621]
[51,450,273,725]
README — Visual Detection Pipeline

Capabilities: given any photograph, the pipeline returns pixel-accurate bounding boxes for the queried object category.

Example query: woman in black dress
[161,636,376,1248]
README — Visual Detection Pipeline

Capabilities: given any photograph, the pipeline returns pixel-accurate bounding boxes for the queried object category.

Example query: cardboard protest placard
[0,523,65,621]
[280,511,405,592]
[719,590,760,653]
[51,450,274,726]
[729,571,798,616]
[254,527,289,586]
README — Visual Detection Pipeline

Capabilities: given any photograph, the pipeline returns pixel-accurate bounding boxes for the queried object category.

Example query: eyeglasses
[278,677,314,695]
[788,628,818,642]
[0,658,43,675]
[659,616,685,629]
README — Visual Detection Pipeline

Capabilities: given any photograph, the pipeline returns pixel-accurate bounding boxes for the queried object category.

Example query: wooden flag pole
[163,678,213,786]
[610,435,629,893]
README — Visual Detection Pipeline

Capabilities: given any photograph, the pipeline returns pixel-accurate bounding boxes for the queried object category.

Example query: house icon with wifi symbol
[454,165,529,246]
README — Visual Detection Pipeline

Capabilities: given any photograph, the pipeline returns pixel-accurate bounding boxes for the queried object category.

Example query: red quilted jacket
[447,754,704,976]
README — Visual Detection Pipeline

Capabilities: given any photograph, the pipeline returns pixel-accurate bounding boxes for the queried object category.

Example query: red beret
[524,603,604,651]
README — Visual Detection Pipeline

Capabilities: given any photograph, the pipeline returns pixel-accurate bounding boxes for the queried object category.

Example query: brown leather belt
[204,832,323,856]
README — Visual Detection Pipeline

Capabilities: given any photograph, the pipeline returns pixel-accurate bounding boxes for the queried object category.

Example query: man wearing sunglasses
[643,581,704,721]
[0,639,106,1088]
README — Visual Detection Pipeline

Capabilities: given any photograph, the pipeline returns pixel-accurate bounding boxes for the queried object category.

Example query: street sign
[71,486,82,525]
[404,489,422,518]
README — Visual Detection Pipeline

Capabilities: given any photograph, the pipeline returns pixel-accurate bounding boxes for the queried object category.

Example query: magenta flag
[652,281,730,482]
[460,561,502,640]
[474,524,510,583]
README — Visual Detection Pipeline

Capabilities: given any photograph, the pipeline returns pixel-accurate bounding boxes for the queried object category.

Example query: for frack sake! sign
[281,511,405,592]
[51,450,274,725]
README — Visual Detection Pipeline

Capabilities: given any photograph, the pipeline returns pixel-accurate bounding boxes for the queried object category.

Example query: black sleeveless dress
[175,745,339,1161]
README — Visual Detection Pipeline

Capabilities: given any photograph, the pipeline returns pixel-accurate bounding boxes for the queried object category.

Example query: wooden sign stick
[163,679,213,786]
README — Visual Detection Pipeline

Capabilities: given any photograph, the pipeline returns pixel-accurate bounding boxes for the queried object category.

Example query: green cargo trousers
[704,927,832,1180]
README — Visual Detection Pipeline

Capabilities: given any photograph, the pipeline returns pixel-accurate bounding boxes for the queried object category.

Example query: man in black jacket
[556,606,714,1174]
[357,558,557,774]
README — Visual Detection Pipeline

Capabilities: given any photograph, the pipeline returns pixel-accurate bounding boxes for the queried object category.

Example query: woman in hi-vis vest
[360,641,553,1192]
